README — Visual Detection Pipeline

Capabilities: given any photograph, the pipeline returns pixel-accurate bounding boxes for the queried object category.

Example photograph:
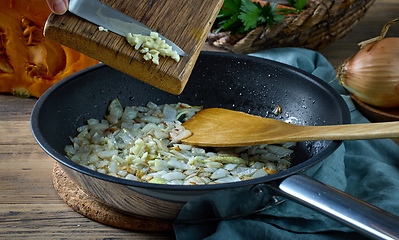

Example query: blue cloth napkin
[174,48,399,240]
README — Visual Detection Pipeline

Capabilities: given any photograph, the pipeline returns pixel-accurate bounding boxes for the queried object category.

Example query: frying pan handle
[270,174,399,240]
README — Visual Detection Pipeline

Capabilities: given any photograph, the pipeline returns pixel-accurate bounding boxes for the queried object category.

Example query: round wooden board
[351,95,399,122]
[52,162,174,232]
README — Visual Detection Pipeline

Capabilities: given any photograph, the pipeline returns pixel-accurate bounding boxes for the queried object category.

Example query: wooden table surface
[1,0,398,238]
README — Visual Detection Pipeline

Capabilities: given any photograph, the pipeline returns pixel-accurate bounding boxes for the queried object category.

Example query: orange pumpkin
[0,0,98,97]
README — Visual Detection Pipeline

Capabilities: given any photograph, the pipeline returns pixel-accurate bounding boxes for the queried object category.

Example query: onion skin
[338,37,399,108]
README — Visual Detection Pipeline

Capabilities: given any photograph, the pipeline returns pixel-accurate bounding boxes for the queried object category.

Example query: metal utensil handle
[271,174,399,240]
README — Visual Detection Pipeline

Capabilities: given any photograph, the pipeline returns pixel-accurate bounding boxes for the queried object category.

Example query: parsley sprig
[280,0,307,14]
[215,0,306,34]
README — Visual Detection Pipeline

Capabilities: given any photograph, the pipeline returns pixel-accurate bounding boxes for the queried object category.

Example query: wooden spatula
[181,108,399,147]
[44,0,223,95]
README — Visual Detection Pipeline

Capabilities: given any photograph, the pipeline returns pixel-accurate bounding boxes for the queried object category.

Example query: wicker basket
[207,0,376,54]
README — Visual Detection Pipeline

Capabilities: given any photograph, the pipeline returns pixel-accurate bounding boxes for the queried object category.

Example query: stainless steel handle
[271,174,399,240]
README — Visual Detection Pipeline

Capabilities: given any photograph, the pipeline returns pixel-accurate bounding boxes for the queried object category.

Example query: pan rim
[30,51,351,191]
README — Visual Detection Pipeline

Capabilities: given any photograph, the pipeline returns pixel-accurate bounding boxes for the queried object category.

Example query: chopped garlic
[126,32,180,65]
[98,26,109,32]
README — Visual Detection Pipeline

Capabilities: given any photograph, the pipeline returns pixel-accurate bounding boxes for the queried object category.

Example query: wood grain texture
[0,94,174,239]
[1,1,398,238]
[44,0,224,95]
[182,108,399,147]
[318,0,399,68]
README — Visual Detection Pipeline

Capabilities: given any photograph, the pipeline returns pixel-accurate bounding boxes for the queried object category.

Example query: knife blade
[68,0,187,56]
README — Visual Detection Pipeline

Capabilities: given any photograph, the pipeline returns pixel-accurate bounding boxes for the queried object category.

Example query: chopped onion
[64,99,296,185]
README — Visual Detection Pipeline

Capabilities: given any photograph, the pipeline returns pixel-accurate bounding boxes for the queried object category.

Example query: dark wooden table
[1,0,398,238]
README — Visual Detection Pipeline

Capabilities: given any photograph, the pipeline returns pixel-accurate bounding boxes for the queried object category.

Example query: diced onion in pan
[65,99,296,185]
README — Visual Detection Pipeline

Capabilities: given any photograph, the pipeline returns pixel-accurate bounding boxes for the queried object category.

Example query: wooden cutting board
[44,0,224,94]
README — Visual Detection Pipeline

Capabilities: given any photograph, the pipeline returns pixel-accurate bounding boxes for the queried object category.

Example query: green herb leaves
[216,0,246,34]
[279,0,307,14]
[215,0,306,34]
[287,0,307,11]
[239,0,285,32]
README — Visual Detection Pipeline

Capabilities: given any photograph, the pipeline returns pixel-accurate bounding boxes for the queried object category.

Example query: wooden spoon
[181,108,399,147]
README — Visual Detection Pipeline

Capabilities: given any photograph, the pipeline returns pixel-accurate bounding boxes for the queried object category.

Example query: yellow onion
[338,18,399,108]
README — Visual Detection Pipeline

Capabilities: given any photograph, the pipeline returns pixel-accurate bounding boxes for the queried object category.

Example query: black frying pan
[31,52,399,239]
